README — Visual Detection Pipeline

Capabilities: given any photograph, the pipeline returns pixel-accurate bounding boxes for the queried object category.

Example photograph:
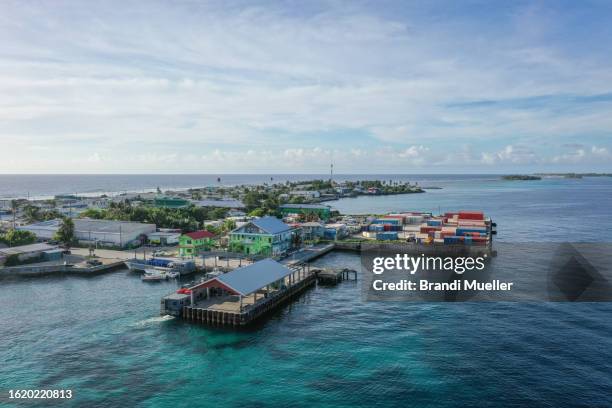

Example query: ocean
[1,175,611,407]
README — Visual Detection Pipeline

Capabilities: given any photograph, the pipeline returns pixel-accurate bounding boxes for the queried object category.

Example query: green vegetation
[502,175,542,181]
[54,217,75,248]
[79,202,229,232]
[242,187,282,216]
[303,180,333,191]
[0,229,37,246]
[21,204,63,223]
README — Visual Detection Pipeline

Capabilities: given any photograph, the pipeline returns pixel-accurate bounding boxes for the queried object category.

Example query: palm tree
[54,217,75,249]
[10,199,18,229]
[23,205,40,224]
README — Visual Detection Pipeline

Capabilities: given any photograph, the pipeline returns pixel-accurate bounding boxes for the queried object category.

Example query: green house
[279,204,331,221]
[178,230,217,257]
[229,216,292,257]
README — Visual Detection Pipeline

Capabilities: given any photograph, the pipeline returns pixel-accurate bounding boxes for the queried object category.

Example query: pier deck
[179,263,315,327]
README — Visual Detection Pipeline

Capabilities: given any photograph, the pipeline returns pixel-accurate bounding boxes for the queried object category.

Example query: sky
[1,0,612,174]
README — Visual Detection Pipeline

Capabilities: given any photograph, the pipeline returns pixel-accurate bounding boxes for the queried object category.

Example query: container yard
[360,210,496,247]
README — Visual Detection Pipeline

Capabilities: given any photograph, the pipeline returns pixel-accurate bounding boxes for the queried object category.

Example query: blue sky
[1,0,612,173]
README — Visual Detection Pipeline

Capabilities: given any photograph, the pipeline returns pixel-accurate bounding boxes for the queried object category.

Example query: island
[502,175,542,181]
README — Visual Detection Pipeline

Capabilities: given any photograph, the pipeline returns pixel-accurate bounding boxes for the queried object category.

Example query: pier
[314,267,358,285]
[162,259,316,327]
[161,243,339,327]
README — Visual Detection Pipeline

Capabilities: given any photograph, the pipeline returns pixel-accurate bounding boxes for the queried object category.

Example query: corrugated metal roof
[193,199,245,208]
[251,216,290,234]
[184,230,215,239]
[280,204,330,210]
[206,259,293,296]
[0,243,58,256]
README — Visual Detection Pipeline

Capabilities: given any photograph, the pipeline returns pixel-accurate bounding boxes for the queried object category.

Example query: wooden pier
[314,268,358,285]
[173,262,315,327]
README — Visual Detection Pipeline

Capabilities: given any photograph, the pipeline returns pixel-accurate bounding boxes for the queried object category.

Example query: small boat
[166,270,180,279]
[141,268,168,282]
[127,257,196,274]
[205,267,223,279]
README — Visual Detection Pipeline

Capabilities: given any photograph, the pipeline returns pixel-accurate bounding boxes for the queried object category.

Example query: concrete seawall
[0,260,126,277]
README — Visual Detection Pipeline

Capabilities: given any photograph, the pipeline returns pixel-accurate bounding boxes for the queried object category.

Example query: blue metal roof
[251,216,291,234]
[215,259,294,296]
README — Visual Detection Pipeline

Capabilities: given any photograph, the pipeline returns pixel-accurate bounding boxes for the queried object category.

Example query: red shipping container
[420,226,441,233]
[458,211,484,220]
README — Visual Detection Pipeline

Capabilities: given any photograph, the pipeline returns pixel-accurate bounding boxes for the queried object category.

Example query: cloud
[550,145,611,164]
[480,145,538,165]
[0,1,611,172]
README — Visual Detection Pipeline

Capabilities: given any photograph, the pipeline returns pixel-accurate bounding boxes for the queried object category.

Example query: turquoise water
[1,176,612,407]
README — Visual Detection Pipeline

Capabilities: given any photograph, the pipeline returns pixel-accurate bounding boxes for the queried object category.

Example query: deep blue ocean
[1,175,612,407]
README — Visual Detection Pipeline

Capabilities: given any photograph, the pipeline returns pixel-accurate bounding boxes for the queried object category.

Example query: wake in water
[133,315,175,327]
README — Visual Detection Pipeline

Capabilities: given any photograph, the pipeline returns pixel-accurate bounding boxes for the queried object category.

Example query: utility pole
[330,163,333,183]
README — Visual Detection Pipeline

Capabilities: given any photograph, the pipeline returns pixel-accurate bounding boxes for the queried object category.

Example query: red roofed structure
[184,230,215,240]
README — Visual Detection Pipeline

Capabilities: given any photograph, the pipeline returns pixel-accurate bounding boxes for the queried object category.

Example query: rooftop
[192,199,245,208]
[0,243,58,256]
[74,219,156,233]
[192,259,293,296]
[251,216,291,234]
[279,203,330,210]
[184,230,216,239]
[301,222,324,227]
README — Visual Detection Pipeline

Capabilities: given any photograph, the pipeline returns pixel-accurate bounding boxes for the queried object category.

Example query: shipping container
[377,232,398,241]
[444,236,465,244]
[404,216,424,224]
[458,211,484,220]
[456,227,487,236]
[420,226,441,233]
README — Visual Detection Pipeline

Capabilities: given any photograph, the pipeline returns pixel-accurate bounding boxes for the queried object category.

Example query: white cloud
[0,2,611,172]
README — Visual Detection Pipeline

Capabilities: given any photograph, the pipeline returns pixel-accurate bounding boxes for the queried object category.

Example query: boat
[141,269,167,282]
[166,270,180,279]
[126,257,196,274]
[205,267,223,280]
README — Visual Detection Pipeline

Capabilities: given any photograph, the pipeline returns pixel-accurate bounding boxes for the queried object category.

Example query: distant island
[534,173,612,179]
[502,175,542,181]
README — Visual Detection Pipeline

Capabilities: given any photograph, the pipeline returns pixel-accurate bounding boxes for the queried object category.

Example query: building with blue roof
[229,216,293,256]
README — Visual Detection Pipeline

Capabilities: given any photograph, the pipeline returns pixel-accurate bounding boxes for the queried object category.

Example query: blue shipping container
[376,232,398,240]
[456,227,487,235]
[426,219,442,226]
[373,218,401,225]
